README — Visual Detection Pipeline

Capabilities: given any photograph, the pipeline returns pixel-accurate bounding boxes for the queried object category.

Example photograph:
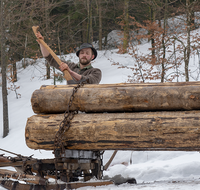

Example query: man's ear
[91,54,95,60]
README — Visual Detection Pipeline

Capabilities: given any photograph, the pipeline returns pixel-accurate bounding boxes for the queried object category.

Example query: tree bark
[161,0,168,83]
[25,110,200,151]
[98,0,102,50]
[123,0,129,53]
[12,62,17,82]
[82,17,87,43]
[1,0,9,137]
[87,0,93,43]
[32,82,200,114]
[184,0,198,82]
[150,5,156,60]
[45,0,50,79]
[185,0,191,82]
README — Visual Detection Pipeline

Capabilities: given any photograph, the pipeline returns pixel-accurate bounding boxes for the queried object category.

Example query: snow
[1,28,200,189]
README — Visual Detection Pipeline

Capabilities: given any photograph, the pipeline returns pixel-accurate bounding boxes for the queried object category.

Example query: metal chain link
[53,78,88,180]
[99,151,104,179]
[95,151,104,180]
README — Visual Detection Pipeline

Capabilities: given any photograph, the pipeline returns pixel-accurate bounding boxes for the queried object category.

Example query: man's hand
[59,62,70,72]
[36,32,44,44]
[60,62,82,81]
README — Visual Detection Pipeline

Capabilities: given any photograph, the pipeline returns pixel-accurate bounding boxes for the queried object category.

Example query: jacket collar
[78,63,93,70]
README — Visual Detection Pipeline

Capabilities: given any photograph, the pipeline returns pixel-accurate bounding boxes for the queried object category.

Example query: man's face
[79,48,94,66]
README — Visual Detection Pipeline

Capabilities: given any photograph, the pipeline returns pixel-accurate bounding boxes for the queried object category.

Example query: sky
[1,27,200,189]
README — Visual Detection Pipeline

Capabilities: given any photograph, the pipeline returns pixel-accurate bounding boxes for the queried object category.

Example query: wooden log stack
[25,82,200,151]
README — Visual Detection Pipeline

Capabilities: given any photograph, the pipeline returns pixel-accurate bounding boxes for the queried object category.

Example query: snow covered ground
[1,28,200,189]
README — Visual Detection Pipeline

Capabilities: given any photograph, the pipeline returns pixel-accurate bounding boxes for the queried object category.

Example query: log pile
[25,82,200,151]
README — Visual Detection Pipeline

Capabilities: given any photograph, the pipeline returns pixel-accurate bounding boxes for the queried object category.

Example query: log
[25,110,200,151]
[40,81,200,89]
[31,82,200,114]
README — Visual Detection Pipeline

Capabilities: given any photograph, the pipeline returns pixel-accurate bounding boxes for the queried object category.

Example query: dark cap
[76,43,97,60]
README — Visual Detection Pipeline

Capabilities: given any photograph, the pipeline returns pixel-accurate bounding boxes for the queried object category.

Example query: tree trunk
[98,0,102,50]
[12,62,17,82]
[67,15,71,49]
[25,110,200,151]
[150,6,156,61]
[31,82,200,114]
[161,0,168,83]
[123,0,129,53]
[82,18,87,43]
[1,0,9,138]
[185,0,190,82]
[23,34,28,69]
[87,0,93,43]
[174,38,178,82]
[191,9,195,30]
[89,0,93,43]
[45,0,50,79]
[184,0,198,82]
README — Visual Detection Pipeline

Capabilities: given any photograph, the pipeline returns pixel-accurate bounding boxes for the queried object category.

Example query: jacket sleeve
[45,54,60,70]
[45,54,71,71]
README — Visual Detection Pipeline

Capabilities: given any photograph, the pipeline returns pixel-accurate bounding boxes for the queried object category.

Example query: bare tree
[184,0,198,81]
[44,0,50,79]
[173,0,200,81]
[97,0,102,50]
[86,0,93,43]
[161,0,168,82]
[123,0,129,53]
[1,0,9,137]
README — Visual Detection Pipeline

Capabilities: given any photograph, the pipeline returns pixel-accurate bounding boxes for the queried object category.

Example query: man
[36,32,102,84]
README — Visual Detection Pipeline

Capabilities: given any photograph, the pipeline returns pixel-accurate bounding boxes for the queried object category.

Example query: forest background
[1,0,200,137]
[0,0,200,82]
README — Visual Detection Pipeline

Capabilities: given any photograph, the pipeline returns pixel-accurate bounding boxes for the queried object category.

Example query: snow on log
[25,110,200,151]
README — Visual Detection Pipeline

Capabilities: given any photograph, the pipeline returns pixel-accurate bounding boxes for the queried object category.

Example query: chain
[99,151,104,179]
[95,151,104,180]
[53,78,88,180]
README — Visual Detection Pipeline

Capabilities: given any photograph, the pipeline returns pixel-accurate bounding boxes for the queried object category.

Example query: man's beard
[79,57,92,65]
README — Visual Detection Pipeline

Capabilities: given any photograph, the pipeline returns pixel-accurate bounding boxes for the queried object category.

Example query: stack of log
[25,82,200,151]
